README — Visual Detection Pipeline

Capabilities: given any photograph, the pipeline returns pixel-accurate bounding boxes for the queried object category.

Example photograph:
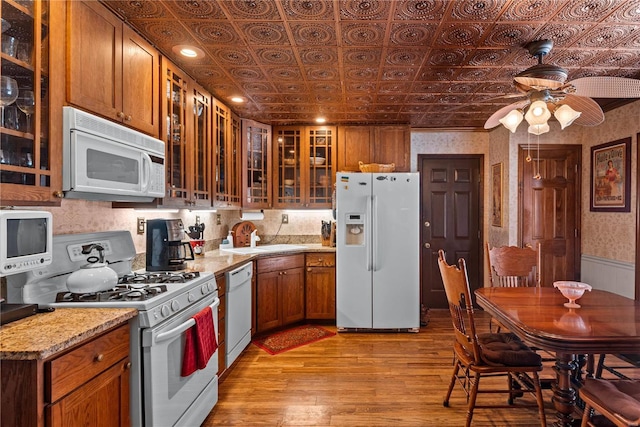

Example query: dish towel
[181,306,218,377]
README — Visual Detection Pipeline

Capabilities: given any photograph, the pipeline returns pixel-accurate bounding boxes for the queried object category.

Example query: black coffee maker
[146,219,194,271]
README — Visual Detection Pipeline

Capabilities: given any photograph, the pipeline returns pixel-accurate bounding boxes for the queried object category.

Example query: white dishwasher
[226,261,253,367]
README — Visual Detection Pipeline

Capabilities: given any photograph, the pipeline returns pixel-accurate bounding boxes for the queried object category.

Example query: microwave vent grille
[65,107,164,155]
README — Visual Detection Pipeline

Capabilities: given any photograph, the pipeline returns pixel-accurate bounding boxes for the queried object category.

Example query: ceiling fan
[484,39,640,134]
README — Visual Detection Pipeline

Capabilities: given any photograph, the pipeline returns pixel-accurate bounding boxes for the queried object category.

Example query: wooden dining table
[475,286,640,427]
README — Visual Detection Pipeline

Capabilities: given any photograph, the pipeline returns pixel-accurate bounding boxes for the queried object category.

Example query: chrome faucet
[250,229,261,248]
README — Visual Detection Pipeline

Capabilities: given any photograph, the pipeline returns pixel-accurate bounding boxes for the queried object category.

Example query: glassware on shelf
[4,105,18,129]
[16,90,35,133]
[1,35,18,57]
[0,76,19,129]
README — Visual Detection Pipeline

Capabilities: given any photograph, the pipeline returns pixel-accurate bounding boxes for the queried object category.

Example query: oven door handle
[145,297,220,347]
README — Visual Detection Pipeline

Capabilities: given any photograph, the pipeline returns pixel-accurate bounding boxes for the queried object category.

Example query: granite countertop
[187,244,335,276]
[1,245,333,361]
[0,308,137,361]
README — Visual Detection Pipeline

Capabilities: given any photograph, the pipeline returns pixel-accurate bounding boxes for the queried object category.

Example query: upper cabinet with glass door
[188,81,212,208]
[0,0,57,205]
[273,125,336,209]
[242,119,271,209]
[213,100,241,208]
[306,126,335,208]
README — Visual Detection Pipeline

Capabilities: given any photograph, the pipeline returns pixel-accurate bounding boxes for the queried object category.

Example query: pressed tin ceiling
[101,0,640,129]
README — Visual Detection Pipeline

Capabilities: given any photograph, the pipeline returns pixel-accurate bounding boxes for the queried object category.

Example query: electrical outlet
[282,214,289,224]
[216,214,221,225]
[136,217,145,235]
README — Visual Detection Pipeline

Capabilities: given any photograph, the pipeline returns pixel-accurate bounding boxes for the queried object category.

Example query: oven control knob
[188,292,195,302]
[171,300,180,311]
[161,304,170,317]
[201,284,208,295]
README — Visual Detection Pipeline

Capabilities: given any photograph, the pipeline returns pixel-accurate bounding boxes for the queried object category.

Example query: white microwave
[62,106,165,202]
[0,210,53,276]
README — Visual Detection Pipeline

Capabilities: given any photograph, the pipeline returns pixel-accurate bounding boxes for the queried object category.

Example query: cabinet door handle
[125,115,132,121]
[117,111,125,119]
[125,362,132,370]
[95,354,104,362]
[307,267,312,272]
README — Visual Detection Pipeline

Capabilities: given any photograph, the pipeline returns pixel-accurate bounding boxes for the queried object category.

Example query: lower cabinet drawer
[257,254,304,273]
[47,324,130,402]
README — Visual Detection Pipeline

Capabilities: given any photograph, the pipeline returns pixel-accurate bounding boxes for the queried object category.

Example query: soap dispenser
[225,230,234,248]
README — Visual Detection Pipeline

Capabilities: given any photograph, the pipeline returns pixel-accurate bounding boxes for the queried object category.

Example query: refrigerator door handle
[372,194,378,271]
[366,195,373,272]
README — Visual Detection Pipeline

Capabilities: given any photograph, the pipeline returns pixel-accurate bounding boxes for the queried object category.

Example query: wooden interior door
[519,144,581,286]
[420,155,483,309]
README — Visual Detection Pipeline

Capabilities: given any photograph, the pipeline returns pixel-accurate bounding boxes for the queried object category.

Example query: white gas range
[6,230,219,427]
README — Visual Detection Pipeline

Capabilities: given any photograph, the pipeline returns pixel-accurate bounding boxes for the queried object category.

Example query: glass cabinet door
[163,63,188,205]
[274,127,302,207]
[243,119,271,208]
[214,101,241,208]
[190,83,211,207]
[0,0,52,203]
[307,127,335,208]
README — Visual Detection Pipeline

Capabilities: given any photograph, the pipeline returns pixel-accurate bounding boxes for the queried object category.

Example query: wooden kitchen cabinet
[1,323,131,427]
[0,0,62,205]
[337,125,410,172]
[114,60,212,209]
[305,253,336,320]
[67,0,159,136]
[273,125,336,209]
[216,273,227,378]
[255,254,305,333]
[242,119,272,208]
[213,101,241,208]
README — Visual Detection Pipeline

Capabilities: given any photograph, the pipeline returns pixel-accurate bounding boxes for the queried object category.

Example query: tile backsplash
[28,200,334,254]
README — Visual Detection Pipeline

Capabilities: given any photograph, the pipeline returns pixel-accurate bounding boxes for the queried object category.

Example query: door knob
[424,221,430,227]
[424,243,431,249]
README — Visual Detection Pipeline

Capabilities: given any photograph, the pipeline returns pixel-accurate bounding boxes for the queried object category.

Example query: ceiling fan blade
[514,76,564,90]
[559,94,604,126]
[484,100,529,129]
[570,76,640,98]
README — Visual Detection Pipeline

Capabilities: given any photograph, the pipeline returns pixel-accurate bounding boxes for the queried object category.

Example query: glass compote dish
[0,76,19,128]
[16,90,35,133]
[553,281,592,308]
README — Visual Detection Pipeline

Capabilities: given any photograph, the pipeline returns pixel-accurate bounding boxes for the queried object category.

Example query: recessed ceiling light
[172,44,205,59]
[231,96,245,103]
[316,117,326,124]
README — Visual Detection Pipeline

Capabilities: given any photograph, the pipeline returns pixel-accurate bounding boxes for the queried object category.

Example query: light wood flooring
[203,309,637,427]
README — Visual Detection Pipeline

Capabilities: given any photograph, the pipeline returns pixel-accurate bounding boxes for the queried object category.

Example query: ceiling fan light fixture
[554,104,581,129]
[499,109,524,133]
[528,123,549,135]
[524,100,551,126]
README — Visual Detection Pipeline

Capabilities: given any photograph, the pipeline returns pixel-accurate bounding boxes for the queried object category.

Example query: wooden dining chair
[486,243,541,334]
[595,353,640,380]
[437,250,547,427]
[486,243,541,288]
[579,378,640,427]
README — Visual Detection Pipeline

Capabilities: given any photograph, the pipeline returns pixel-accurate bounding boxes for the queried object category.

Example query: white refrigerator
[336,172,420,330]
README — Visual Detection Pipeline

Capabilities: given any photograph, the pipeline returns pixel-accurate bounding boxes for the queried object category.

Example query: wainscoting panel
[581,254,635,299]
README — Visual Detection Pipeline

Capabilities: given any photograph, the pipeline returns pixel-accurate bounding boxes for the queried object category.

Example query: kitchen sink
[221,244,306,255]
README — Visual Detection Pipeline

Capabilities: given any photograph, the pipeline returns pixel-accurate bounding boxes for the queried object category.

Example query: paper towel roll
[240,210,264,221]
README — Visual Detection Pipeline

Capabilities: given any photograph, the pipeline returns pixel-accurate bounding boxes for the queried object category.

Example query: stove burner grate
[119,271,200,284]
[56,284,168,303]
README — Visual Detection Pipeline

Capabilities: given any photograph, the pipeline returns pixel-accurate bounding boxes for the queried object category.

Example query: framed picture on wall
[590,137,631,212]
[491,162,503,227]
